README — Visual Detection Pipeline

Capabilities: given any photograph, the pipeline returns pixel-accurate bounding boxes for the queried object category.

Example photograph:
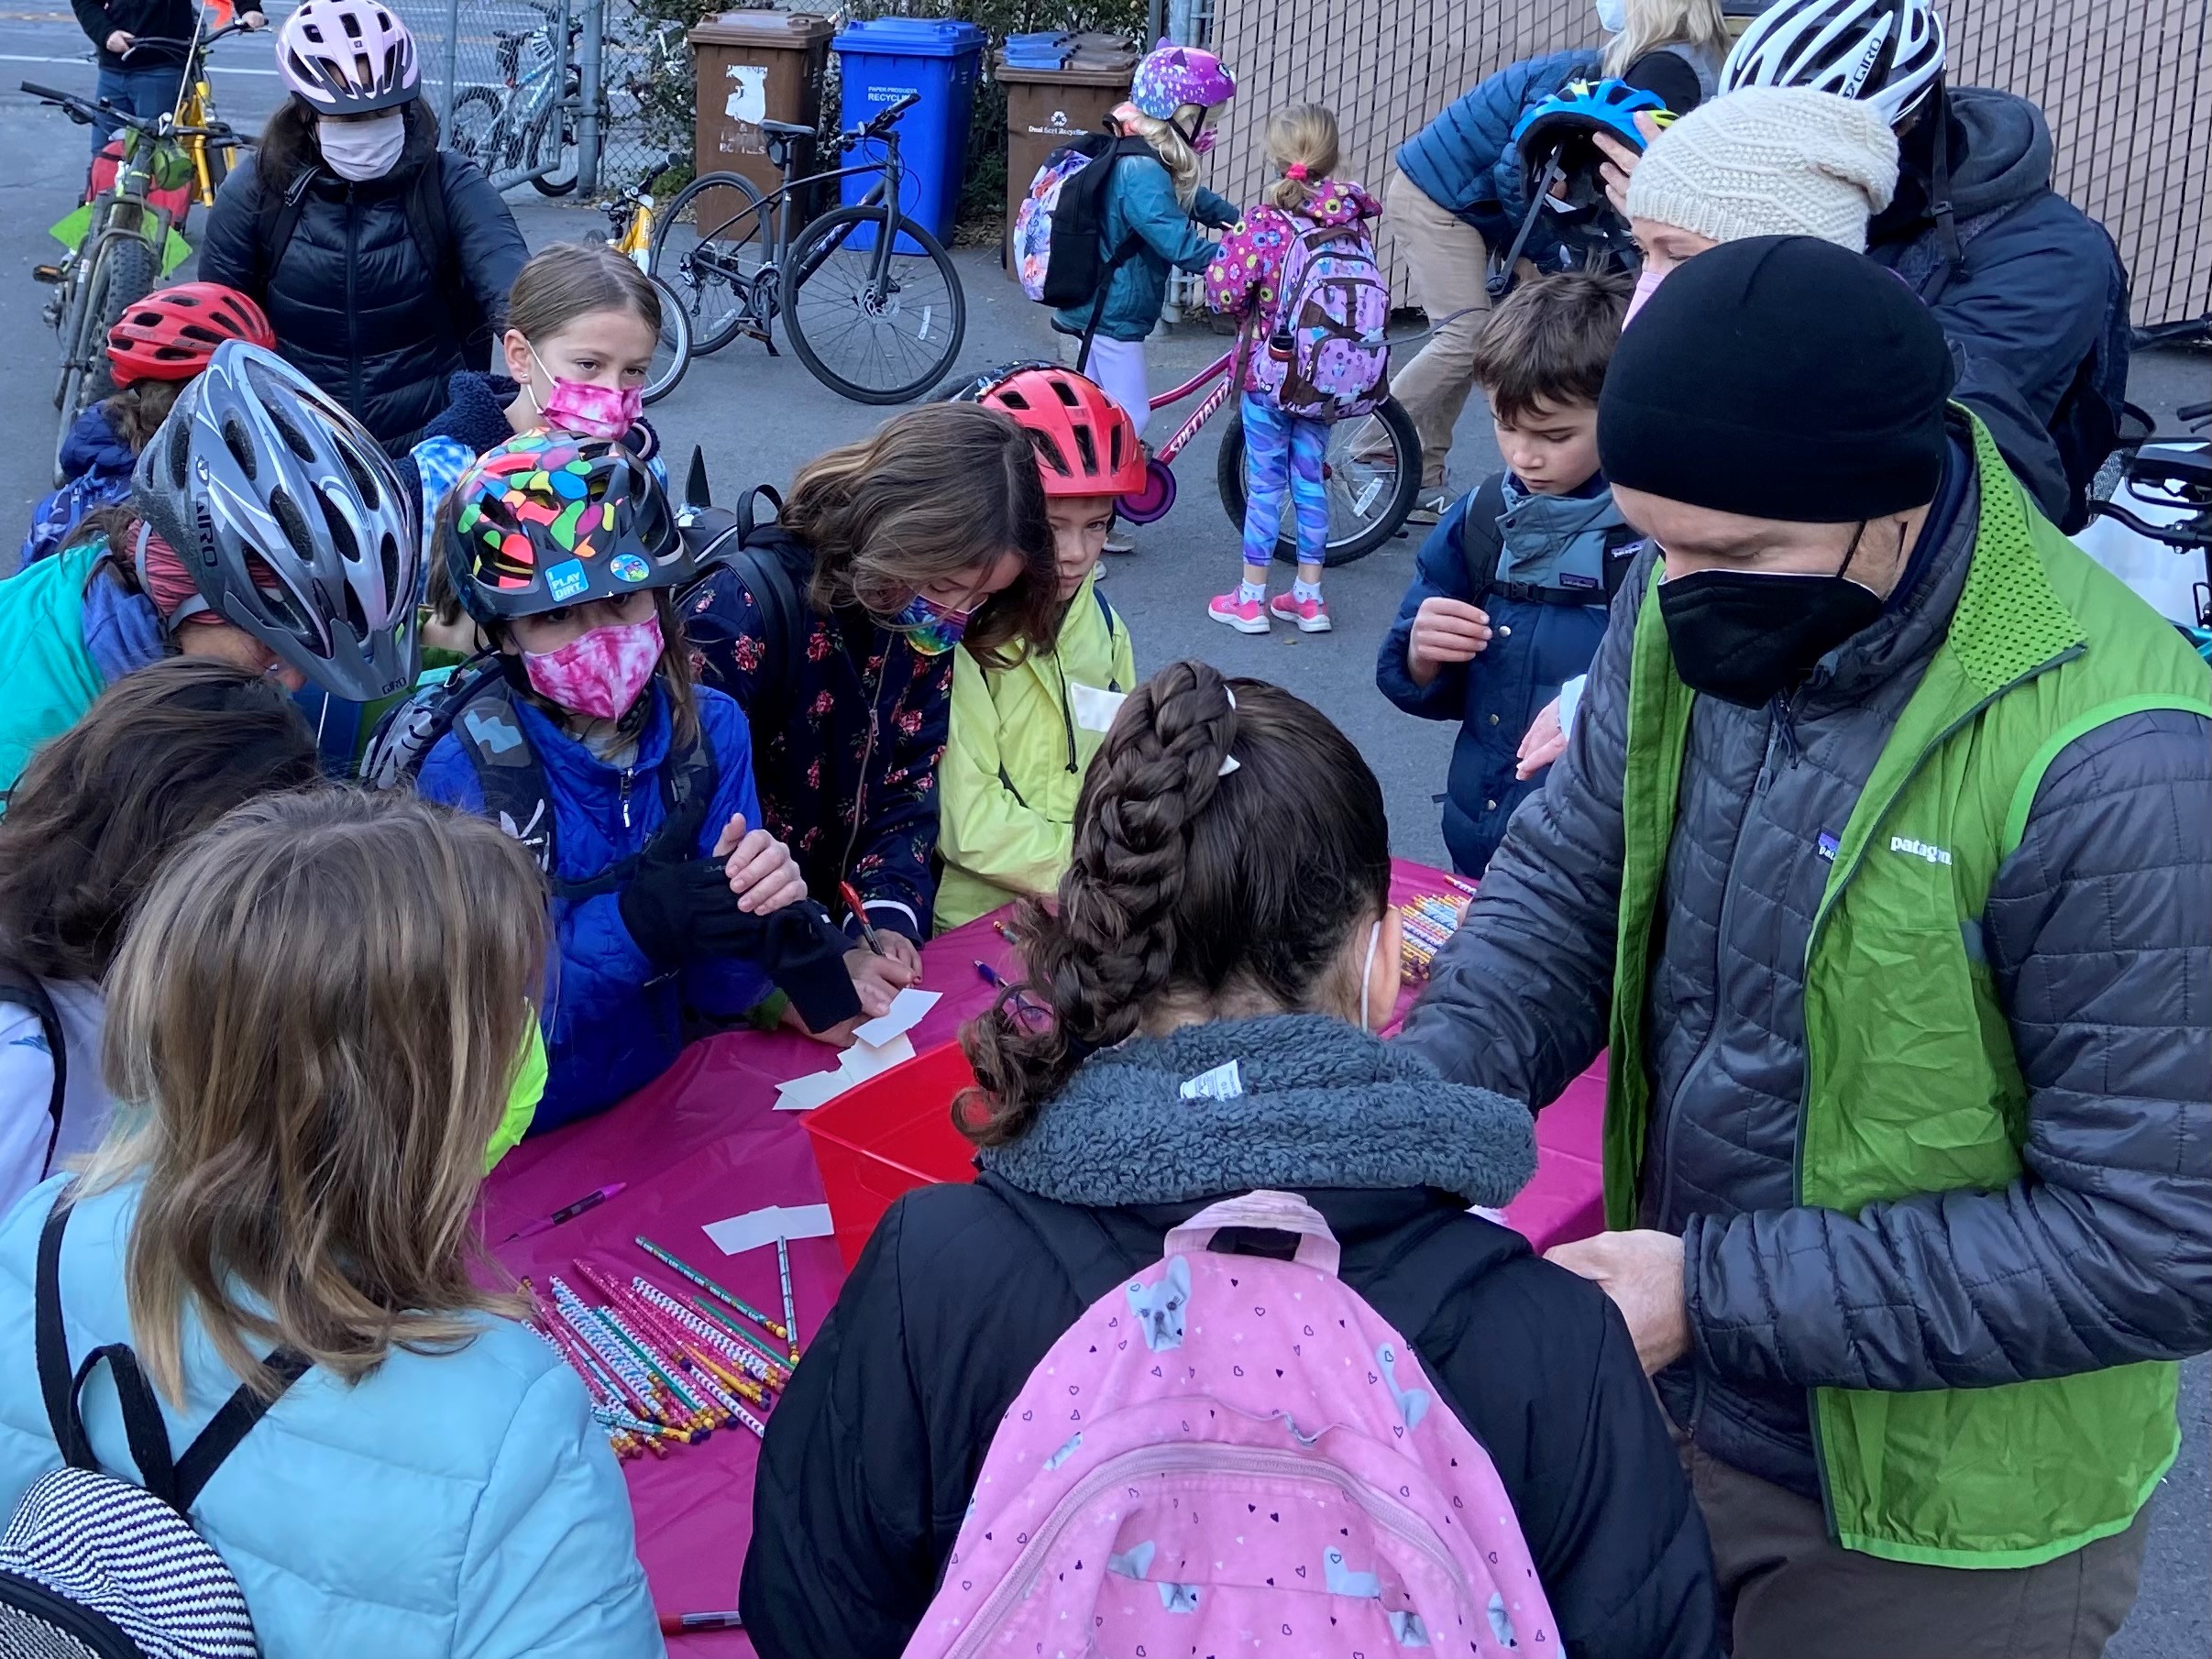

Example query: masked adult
[1399,236,2209,1659]
[197,0,526,450]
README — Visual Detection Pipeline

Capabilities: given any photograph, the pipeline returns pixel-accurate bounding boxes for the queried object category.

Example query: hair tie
[1283,163,1310,181]
[1218,685,1240,775]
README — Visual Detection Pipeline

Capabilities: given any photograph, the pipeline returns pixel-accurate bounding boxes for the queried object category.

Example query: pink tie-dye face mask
[522,615,663,720]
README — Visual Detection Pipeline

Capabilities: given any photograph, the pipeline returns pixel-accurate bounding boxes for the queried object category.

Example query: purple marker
[506,1181,625,1241]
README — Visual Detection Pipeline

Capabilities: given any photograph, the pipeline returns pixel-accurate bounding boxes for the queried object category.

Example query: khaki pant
[1382,169,1492,488]
[1678,1434,2149,1659]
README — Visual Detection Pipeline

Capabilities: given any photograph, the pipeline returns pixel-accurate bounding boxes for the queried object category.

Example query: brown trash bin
[996,40,1138,280]
[689,11,834,222]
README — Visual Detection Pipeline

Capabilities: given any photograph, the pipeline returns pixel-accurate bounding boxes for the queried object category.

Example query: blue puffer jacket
[19,405,135,572]
[1377,471,1630,877]
[1394,49,1601,236]
[417,679,772,1131]
[0,1177,662,1658]
[1050,151,1238,345]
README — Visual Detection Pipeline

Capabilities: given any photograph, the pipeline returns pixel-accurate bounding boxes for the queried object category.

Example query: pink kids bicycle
[943,350,1423,567]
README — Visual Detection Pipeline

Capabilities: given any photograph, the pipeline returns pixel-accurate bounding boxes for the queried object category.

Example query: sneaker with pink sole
[1268,590,1333,632]
[1207,590,1270,633]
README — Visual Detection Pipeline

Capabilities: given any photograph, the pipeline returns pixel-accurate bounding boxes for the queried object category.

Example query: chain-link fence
[1205,0,2210,326]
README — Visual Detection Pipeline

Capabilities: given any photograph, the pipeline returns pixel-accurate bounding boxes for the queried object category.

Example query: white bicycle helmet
[276,0,420,115]
[1721,0,1946,126]
[132,341,420,701]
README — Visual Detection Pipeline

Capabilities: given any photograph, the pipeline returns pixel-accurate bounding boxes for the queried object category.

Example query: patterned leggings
[1239,394,1331,571]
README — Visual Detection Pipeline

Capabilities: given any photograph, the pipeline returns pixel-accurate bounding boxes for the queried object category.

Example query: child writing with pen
[417,434,885,1136]
[682,402,1064,966]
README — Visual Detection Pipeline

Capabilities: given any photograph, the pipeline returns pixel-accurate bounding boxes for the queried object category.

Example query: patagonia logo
[1556,571,1601,590]
[1889,835,1953,866]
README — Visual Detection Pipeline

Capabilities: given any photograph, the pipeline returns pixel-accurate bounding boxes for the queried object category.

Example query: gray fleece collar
[976,1014,1536,1209]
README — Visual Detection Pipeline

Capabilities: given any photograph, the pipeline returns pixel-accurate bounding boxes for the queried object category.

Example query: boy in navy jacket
[1377,271,1637,876]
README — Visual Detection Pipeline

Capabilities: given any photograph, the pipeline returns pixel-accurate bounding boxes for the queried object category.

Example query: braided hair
[958,660,1391,1146]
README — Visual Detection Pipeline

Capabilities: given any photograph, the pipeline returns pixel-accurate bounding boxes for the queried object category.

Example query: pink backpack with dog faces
[904,1191,1557,1659]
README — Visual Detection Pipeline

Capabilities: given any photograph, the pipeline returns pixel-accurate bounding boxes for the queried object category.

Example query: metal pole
[438,0,460,130]
[1144,0,1164,46]
[574,0,603,195]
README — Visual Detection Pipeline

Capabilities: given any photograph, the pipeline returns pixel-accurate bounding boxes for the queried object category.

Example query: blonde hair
[82,791,550,1403]
[1116,102,1203,210]
[1261,104,1341,213]
[1601,0,1731,78]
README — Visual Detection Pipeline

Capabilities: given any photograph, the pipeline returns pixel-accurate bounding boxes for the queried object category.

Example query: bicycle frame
[1146,349,1238,467]
[690,150,904,295]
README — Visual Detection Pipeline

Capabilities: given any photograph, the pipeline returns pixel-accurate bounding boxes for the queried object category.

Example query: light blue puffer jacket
[0,1178,664,1659]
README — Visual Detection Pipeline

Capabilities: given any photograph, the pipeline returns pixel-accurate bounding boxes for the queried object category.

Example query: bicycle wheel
[83,233,157,407]
[653,170,770,357]
[641,273,690,405]
[779,204,964,405]
[1215,397,1424,568]
[528,79,580,196]
[448,88,504,169]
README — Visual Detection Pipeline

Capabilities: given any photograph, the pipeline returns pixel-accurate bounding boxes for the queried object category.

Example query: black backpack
[1036,133,1152,310]
[254,155,488,372]
[0,963,65,1183]
[0,1192,309,1659]
[358,666,718,901]
[670,466,812,747]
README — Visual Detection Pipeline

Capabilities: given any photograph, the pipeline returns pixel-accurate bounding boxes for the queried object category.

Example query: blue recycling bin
[831,17,985,249]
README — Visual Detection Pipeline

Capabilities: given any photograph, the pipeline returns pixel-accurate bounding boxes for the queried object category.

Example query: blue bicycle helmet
[1510,77,1673,199]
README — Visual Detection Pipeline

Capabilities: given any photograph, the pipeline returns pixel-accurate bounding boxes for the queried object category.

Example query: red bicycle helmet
[981,368,1148,497]
[106,284,277,387]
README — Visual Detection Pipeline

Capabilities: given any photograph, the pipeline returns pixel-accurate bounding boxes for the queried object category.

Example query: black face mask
[1655,522,1891,709]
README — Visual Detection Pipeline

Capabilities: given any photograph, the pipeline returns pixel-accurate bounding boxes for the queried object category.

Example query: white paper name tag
[1068,681,1128,734]
[1179,1060,1244,1102]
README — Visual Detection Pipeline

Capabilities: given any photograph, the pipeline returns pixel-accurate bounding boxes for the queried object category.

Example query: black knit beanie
[1598,236,1955,522]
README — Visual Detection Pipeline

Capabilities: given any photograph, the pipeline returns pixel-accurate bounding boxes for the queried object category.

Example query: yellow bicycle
[599,152,693,404]
[128,13,258,206]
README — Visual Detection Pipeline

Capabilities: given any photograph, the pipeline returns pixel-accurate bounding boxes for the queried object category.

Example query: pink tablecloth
[480,858,1605,1653]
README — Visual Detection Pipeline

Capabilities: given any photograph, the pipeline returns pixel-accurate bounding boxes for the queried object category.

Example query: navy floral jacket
[684,562,951,942]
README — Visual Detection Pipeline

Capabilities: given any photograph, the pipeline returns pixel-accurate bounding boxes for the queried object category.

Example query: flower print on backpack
[1203,104,1384,639]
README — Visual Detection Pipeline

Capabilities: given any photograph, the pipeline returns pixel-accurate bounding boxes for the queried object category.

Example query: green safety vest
[1607,414,2211,1568]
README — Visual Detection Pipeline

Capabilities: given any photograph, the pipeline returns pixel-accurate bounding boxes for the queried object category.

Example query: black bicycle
[650,92,965,404]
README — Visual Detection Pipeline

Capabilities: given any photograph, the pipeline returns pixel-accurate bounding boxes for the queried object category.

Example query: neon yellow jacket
[936,571,1136,930]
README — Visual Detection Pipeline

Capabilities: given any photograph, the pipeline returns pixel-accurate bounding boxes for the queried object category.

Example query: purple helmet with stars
[1128,39,1236,119]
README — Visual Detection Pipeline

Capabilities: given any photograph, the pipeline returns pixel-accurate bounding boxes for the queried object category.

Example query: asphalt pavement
[0,14,2203,1649]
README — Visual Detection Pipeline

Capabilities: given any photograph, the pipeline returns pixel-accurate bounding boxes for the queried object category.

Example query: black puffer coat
[197,104,526,447]
[741,1016,1719,1659]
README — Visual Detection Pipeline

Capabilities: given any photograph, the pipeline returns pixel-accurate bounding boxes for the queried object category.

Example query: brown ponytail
[957,661,1392,1146]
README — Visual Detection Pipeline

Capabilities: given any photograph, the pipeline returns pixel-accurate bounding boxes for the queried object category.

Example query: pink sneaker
[1208,590,1270,633]
[1269,590,1333,632]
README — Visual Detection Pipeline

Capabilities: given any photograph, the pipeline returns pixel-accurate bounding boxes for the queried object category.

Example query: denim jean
[90,61,187,154]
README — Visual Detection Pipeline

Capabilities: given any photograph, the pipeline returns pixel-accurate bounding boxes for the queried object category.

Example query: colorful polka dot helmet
[1128,39,1236,120]
[442,433,687,626]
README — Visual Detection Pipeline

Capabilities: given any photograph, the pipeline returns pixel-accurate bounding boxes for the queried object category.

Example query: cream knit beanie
[1624,86,1900,251]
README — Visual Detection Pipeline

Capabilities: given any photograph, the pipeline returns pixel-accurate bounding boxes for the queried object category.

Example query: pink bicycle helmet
[277,0,419,115]
[1129,40,1236,119]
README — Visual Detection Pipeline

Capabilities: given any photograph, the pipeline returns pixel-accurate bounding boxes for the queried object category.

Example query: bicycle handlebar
[22,82,106,125]
[869,91,921,131]
[2087,497,2212,551]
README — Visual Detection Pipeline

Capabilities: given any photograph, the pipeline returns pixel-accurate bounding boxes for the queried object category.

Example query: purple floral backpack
[904,1191,1558,1659]
[1252,222,1392,422]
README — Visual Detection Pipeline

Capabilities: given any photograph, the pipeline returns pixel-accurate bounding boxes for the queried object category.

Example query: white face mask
[1594,0,1629,32]
[318,111,407,181]
[1358,918,1383,1032]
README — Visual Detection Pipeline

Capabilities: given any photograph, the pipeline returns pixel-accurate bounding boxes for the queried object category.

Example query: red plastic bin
[800,1039,979,1267]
